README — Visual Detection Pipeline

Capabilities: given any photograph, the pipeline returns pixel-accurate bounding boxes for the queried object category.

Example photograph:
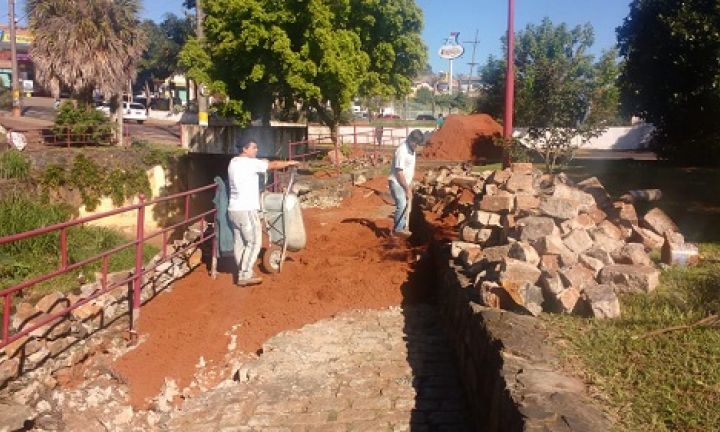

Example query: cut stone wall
[433,248,613,431]
[0,237,204,408]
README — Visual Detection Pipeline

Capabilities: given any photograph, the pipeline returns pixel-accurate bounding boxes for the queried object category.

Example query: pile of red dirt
[111,177,440,409]
[421,113,504,161]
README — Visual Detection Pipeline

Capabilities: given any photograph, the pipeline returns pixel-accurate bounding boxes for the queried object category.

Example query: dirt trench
[109,176,450,409]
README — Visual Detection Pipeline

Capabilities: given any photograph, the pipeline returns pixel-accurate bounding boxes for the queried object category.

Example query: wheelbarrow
[260,167,306,273]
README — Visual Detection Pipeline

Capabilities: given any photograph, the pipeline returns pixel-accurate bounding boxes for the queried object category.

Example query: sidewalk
[0,113,53,131]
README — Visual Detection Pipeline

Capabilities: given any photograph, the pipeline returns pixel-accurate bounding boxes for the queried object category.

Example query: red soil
[112,177,430,409]
[422,113,504,161]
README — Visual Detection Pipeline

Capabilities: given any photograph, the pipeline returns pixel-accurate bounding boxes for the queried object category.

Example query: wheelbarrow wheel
[262,245,283,274]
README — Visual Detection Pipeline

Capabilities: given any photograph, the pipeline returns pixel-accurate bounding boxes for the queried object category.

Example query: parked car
[416,114,435,121]
[96,102,147,124]
[379,113,400,119]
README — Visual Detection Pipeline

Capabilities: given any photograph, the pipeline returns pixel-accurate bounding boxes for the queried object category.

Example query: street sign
[438,32,464,60]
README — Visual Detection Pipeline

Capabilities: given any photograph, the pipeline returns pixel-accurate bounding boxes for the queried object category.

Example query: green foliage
[53,102,115,145]
[40,154,151,211]
[0,150,31,180]
[412,87,434,106]
[137,15,193,92]
[0,196,158,298]
[26,0,146,103]
[477,18,616,172]
[617,0,720,165]
[181,0,426,130]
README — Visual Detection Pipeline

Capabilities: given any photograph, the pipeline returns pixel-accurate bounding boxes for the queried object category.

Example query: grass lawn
[0,197,159,305]
[542,159,720,431]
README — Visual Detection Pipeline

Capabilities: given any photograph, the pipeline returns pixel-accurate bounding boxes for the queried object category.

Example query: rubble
[417,163,694,319]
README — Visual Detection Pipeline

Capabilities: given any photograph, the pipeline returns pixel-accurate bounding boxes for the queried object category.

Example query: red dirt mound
[421,113,504,161]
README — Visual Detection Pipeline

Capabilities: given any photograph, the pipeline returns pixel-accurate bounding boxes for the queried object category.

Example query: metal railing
[0,183,218,349]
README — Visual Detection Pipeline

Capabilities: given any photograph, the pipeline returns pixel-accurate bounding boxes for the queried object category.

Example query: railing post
[2,293,10,345]
[353,124,357,147]
[184,194,190,222]
[59,228,68,270]
[130,194,145,343]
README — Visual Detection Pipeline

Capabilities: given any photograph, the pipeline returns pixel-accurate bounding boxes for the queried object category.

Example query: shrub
[0,150,30,180]
[53,101,114,145]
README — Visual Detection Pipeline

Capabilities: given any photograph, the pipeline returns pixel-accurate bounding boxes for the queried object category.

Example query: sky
[7,0,632,77]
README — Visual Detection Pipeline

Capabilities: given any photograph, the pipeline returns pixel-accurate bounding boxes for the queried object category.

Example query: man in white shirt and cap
[228,139,299,286]
[388,129,424,238]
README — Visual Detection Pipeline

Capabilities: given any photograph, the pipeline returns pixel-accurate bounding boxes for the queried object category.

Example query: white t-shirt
[228,156,269,211]
[388,142,416,186]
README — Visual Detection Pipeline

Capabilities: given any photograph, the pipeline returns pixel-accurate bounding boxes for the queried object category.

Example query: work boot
[237,277,262,287]
[395,229,412,239]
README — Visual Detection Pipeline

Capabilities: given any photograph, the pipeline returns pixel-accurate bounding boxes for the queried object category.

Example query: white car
[96,102,147,124]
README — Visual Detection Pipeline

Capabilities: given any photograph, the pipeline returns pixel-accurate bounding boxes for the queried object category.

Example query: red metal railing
[0,183,218,348]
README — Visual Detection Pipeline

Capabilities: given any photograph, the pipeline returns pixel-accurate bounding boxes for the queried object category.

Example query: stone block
[612,243,652,266]
[559,265,597,290]
[0,357,19,384]
[539,271,566,296]
[471,210,502,227]
[576,177,611,207]
[517,216,559,243]
[10,303,37,332]
[508,242,541,267]
[490,168,512,184]
[579,254,605,276]
[459,247,485,269]
[584,246,615,265]
[599,264,660,293]
[506,173,534,193]
[70,301,103,322]
[562,230,594,254]
[500,258,542,290]
[539,255,561,273]
[515,194,540,213]
[556,287,581,314]
[613,202,638,225]
[483,245,512,263]
[34,292,69,314]
[511,162,533,173]
[560,214,596,234]
[484,183,499,196]
[0,402,32,432]
[642,208,679,237]
[632,225,664,250]
[461,225,480,243]
[534,234,578,266]
[450,241,480,259]
[540,197,579,220]
[588,229,625,253]
[479,194,514,213]
[582,284,621,319]
[553,183,596,211]
[597,220,623,240]
[586,206,608,224]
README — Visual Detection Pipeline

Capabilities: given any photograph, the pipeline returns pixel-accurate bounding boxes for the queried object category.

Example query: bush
[53,101,114,145]
[0,150,30,180]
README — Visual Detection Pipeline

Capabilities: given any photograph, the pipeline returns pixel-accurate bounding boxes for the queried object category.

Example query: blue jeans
[389,180,410,232]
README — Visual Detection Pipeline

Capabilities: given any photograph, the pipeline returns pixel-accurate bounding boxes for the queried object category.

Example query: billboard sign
[438,32,464,60]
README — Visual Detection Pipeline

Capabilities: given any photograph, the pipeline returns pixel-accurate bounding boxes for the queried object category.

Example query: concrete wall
[181,123,307,158]
[307,124,655,151]
[514,124,655,151]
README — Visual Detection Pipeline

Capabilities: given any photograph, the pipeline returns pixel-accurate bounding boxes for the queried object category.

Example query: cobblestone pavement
[168,305,471,431]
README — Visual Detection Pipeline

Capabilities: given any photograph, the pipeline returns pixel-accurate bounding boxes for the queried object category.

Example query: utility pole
[503,0,516,167]
[464,30,480,94]
[196,1,208,127]
[9,0,20,117]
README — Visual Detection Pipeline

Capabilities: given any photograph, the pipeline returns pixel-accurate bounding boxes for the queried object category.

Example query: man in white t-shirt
[228,139,299,286]
[388,129,424,238]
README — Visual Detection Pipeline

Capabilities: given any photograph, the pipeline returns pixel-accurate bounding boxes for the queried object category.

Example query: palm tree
[27,0,146,106]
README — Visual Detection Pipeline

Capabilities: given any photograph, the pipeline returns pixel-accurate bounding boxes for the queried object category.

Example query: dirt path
[112,177,431,409]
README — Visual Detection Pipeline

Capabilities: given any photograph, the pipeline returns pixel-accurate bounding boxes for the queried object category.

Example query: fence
[4,123,144,149]
[0,183,218,349]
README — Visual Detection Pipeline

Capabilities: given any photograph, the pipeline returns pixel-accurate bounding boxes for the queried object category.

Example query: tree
[476,18,619,172]
[413,87,434,106]
[137,14,193,94]
[179,0,426,136]
[27,0,146,105]
[617,0,720,164]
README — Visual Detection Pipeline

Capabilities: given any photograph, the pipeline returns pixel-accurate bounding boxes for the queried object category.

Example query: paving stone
[168,307,470,430]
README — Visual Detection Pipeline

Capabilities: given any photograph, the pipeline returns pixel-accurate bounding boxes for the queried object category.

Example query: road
[14,96,181,146]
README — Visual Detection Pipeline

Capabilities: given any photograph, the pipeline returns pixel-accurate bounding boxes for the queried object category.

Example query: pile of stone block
[416,163,696,319]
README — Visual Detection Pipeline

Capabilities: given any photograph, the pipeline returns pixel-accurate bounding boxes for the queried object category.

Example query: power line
[463,29,480,93]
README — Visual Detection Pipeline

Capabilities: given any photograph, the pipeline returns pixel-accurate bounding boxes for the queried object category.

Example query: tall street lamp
[503,0,515,167]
